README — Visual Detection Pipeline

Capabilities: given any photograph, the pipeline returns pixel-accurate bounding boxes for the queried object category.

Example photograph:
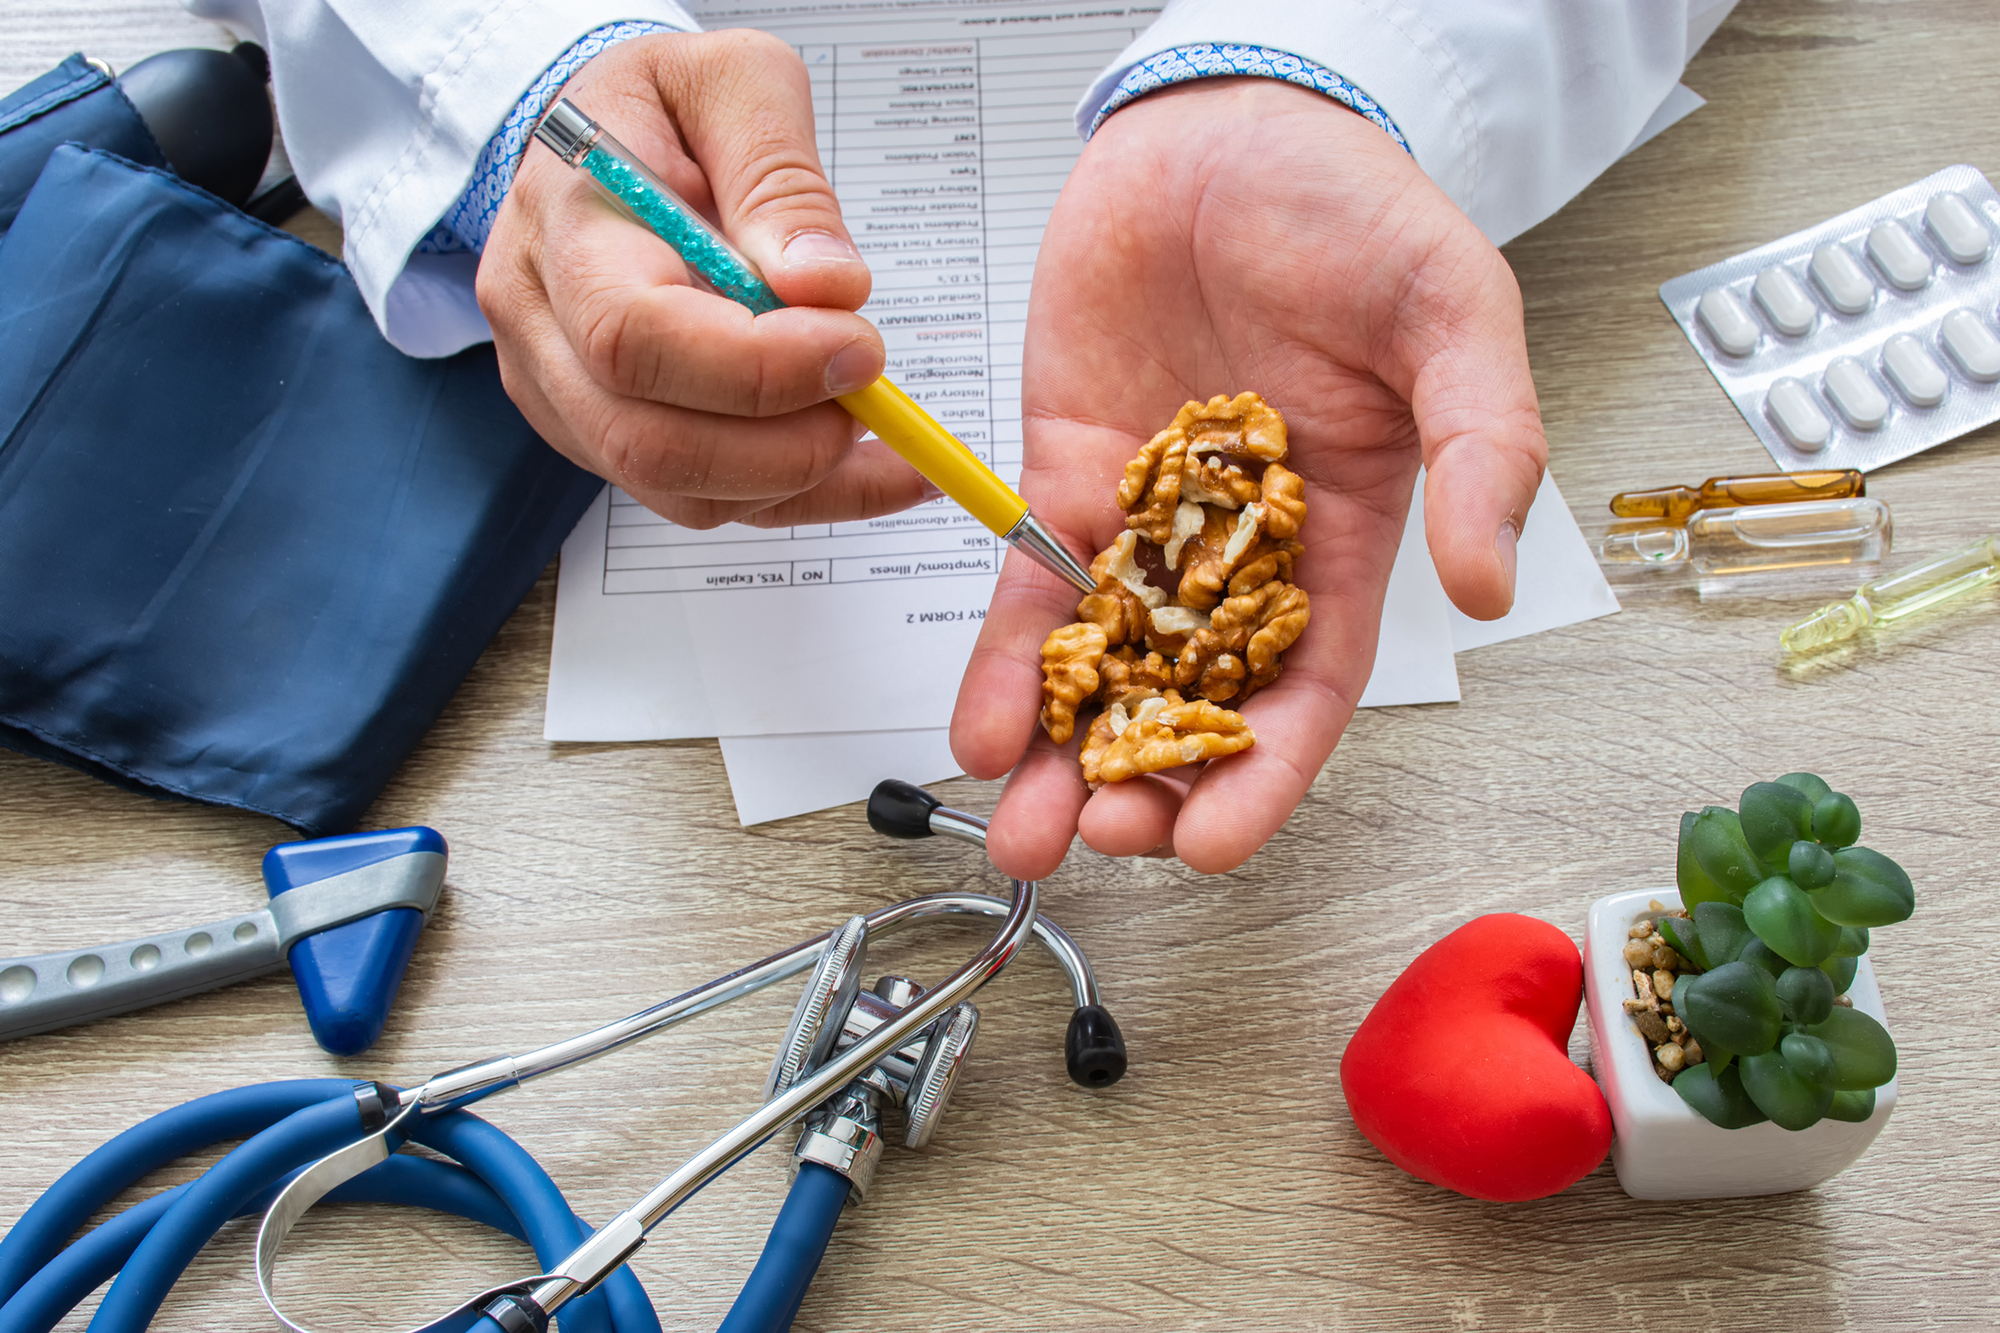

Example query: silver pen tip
[1005,512,1097,595]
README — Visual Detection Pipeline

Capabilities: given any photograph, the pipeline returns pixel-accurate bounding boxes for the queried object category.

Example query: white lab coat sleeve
[184,0,698,354]
[1076,0,1741,247]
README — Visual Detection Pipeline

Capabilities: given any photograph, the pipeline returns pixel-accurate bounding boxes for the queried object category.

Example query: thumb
[1408,255,1548,621]
[652,30,872,314]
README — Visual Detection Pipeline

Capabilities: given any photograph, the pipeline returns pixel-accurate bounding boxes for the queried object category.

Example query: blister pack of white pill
[1660,164,2000,473]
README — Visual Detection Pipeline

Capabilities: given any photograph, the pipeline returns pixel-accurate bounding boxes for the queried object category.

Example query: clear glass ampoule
[1780,535,2000,654]
[1610,470,1865,524]
[1599,497,1891,578]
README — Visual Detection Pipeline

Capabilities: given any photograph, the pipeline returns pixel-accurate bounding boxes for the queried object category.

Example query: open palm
[951,78,1548,877]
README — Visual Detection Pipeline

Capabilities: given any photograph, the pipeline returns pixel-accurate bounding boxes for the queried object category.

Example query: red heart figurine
[1339,913,1612,1201]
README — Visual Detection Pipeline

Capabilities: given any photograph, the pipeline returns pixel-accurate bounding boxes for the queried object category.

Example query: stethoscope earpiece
[866,778,943,839]
[1066,1004,1129,1088]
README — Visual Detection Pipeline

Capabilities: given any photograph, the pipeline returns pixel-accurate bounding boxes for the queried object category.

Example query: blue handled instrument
[0,828,445,1055]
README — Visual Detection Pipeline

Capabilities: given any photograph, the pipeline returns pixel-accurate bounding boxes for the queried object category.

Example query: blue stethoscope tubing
[713,1163,848,1333]
[0,1078,833,1333]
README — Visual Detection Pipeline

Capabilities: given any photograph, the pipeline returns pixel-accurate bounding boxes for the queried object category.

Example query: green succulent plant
[1668,773,1909,1131]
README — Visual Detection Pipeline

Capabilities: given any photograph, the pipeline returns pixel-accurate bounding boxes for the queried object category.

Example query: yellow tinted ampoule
[1611,470,1864,524]
[1781,536,2000,654]
[1600,497,1890,579]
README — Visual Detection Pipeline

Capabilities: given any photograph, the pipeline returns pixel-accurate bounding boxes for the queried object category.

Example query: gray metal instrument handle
[0,853,445,1041]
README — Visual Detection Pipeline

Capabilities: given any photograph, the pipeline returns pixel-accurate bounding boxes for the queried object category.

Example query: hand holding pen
[479,31,931,531]
[531,96,1094,589]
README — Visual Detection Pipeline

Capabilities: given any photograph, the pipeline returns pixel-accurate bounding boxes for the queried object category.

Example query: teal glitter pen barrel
[534,99,784,314]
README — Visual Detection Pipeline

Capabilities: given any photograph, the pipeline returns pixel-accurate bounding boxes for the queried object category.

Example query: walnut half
[1181,392,1288,462]
[1119,392,1287,544]
[1076,530,1167,647]
[1117,428,1188,545]
[1094,699,1255,784]
[1211,580,1311,684]
[1039,621,1106,745]
[1100,645,1174,703]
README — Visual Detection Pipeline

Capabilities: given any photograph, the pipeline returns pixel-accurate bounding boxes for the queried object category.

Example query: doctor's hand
[951,78,1548,878]
[479,32,929,528]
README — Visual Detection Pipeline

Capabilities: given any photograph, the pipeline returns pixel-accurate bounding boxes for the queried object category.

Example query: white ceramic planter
[1584,887,1897,1200]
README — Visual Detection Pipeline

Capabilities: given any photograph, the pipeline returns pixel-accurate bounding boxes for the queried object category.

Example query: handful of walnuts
[1038,393,1310,785]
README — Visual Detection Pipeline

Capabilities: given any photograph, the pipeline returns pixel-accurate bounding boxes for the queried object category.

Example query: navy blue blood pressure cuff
[0,54,168,230]
[0,61,600,834]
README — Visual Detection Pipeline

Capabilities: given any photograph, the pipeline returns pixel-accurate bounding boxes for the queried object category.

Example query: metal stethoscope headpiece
[254,781,1126,1333]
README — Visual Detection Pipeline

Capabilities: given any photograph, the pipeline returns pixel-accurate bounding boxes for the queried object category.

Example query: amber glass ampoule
[1610,470,1865,524]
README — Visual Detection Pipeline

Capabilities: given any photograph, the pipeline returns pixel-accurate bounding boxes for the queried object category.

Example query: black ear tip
[1065,1005,1128,1088]
[869,779,943,839]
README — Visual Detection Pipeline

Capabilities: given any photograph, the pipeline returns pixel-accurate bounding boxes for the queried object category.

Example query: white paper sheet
[719,727,960,825]
[546,486,716,740]
[1444,471,1622,652]
[1356,474,1461,707]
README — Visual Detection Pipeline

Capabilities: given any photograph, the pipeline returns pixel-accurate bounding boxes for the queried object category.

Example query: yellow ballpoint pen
[532,99,1098,595]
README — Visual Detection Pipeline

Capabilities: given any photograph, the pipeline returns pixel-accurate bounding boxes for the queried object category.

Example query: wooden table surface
[5,3,1999,1329]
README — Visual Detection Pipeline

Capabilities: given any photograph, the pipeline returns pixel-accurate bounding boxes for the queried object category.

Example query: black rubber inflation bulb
[868,779,942,839]
[117,44,274,206]
[231,41,270,83]
[1065,1005,1128,1088]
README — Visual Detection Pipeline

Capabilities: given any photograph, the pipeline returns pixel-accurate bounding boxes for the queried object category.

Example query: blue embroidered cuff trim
[417,18,681,255]
[1088,43,1409,154]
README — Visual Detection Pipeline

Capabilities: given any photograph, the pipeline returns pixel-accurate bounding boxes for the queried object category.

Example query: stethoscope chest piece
[765,914,867,1101]
[770,911,990,1197]
[903,1001,979,1149]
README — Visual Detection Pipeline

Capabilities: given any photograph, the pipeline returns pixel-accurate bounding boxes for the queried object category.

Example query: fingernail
[1496,520,1520,591]
[783,230,860,267]
[825,341,880,395]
